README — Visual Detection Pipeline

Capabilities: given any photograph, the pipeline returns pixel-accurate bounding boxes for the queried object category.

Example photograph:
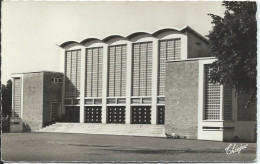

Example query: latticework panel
[108,45,127,97]
[85,106,102,123]
[85,47,103,97]
[131,106,151,124]
[132,42,152,96]
[108,106,125,123]
[158,39,181,96]
[204,65,221,120]
[157,106,165,124]
[65,50,81,98]
[13,78,21,117]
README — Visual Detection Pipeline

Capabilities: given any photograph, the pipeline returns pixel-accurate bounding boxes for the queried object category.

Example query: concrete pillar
[80,48,86,123]
[220,85,224,120]
[20,75,24,119]
[102,45,108,123]
[125,42,132,124]
[11,78,14,117]
[151,39,159,124]
[60,48,66,117]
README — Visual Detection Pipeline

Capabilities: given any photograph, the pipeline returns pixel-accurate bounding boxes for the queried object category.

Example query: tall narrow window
[85,47,103,97]
[158,39,181,96]
[132,42,152,96]
[204,64,221,120]
[108,45,127,97]
[65,50,81,98]
[13,78,21,117]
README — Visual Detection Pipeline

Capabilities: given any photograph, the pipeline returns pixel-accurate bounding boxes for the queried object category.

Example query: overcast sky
[1,1,226,84]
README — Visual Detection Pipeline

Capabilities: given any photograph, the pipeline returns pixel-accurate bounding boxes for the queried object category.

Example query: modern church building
[11,26,256,142]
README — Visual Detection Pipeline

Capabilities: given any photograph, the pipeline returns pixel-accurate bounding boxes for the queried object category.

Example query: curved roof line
[80,38,103,45]
[59,26,208,48]
[102,35,126,42]
[126,32,153,40]
[152,28,181,36]
[59,41,80,48]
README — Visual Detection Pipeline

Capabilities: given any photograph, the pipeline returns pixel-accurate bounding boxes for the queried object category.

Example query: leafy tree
[207,1,257,107]
[2,79,12,117]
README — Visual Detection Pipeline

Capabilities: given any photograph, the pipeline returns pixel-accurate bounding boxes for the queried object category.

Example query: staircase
[35,123,166,137]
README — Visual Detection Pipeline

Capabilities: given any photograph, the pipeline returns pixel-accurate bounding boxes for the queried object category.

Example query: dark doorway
[65,106,80,122]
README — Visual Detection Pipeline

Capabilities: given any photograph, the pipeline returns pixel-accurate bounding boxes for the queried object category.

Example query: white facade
[59,27,209,125]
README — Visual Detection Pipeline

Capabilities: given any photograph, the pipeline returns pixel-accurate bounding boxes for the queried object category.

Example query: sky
[1,1,226,84]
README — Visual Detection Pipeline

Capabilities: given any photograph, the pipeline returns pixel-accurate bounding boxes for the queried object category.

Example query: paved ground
[1,132,257,162]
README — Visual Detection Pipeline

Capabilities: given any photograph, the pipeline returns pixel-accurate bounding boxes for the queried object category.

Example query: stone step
[36,123,166,137]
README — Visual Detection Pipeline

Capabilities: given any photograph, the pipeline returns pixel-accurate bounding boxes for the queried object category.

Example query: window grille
[131,106,151,124]
[108,45,127,97]
[85,106,102,123]
[204,65,221,120]
[108,106,125,124]
[223,85,232,120]
[65,50,81,98]
[157,106,165,124]
[132,42,152,96]
[158,39,181,96]
[85,47,103,97]
[13,78,21,117]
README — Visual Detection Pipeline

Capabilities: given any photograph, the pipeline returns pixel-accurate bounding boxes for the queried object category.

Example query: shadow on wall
[23,122,31,132]
[65,76,80,98]
[62,76,80,123]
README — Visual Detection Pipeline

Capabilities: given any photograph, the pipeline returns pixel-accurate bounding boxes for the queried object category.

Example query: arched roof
[102,35,126,42]
[59,41,80,48]
[80,38,103,45]
[152,28,181,37]
[126,32,153,40]
[59,26,208,49]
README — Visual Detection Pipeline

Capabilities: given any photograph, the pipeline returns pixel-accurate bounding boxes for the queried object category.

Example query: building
[11,71,63,130]
[11,26,256,142]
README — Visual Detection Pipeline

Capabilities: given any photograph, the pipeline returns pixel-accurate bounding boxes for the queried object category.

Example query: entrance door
[51,102,60,123]
[65,106,80,122]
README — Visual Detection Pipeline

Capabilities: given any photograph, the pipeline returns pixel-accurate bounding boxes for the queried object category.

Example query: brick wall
[43,72,63,126]
[165,60,199,139]
[23,73,44,131]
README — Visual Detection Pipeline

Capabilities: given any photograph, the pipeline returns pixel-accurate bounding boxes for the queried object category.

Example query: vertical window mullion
[120,46,123,97]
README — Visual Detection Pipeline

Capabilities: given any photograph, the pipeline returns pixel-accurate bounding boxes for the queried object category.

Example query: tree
[207,1,257,107]
[2,79,12,117]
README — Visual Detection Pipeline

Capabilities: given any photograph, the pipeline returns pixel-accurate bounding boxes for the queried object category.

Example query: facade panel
[85,47,103,97]
[204,64,221,120]
[65,50,81,98]
[132,42,152,96]
[13,78,21,117]
[108,45,127,97]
